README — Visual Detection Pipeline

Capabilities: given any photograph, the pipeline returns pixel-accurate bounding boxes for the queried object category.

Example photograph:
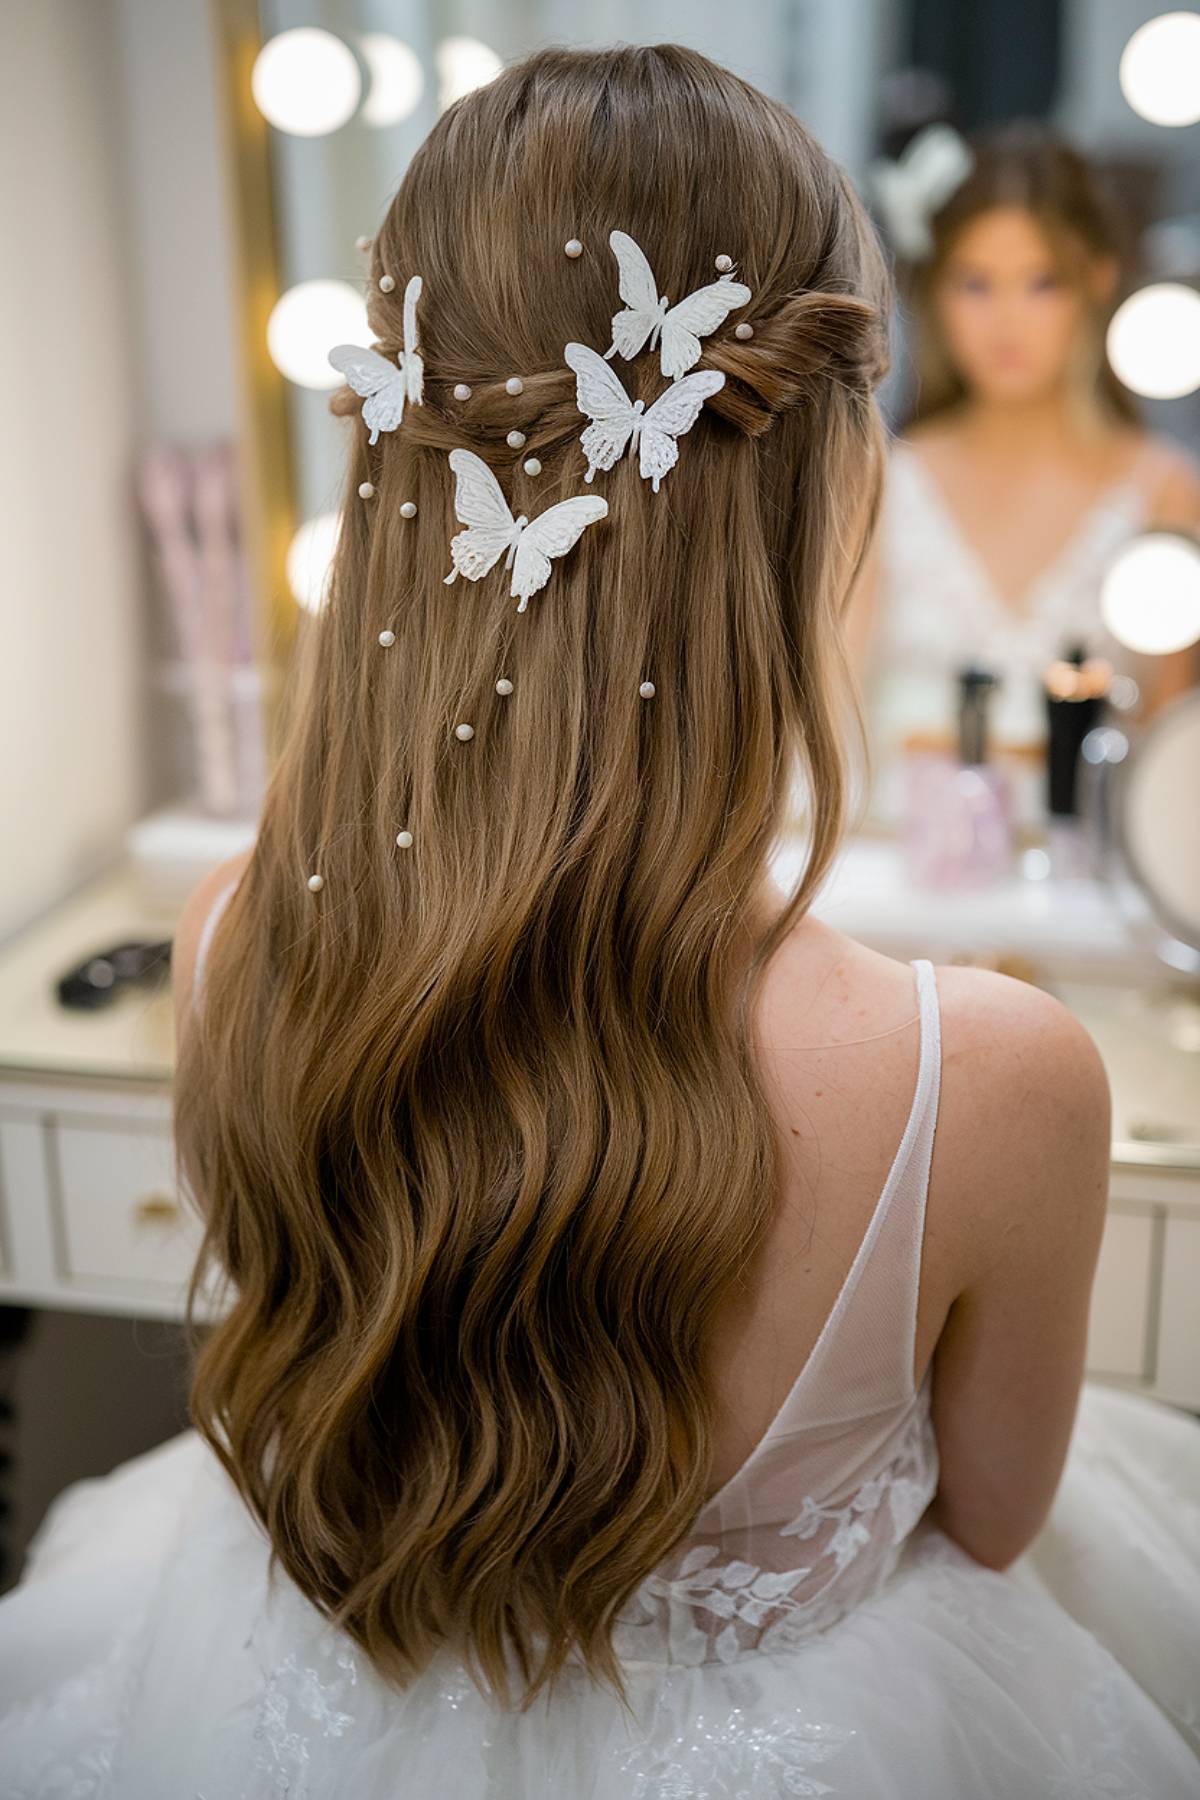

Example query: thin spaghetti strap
[777,956,944,1423]
[190,877,240,1013]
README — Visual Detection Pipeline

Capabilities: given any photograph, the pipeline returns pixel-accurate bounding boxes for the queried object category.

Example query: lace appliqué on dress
[610,1708,857,1799]
[249,1641,358,1798]
[618,1398,939,1666]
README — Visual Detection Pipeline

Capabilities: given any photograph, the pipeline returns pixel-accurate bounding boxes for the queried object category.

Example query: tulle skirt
[0,1381,1197,1799]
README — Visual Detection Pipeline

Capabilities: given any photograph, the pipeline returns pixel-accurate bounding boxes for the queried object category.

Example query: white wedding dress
[1,884,1198,1797]
[860,437,1164,829]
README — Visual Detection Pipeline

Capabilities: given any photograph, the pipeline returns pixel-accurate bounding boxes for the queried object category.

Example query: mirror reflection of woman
[847,122,1200,829]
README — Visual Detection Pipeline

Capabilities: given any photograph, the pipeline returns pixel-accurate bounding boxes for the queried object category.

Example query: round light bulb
[359,33,424,126]
[436,35,502,111]
[1100,532,1200,655]
[270,280,369,389]
[251,29,361,137]
[1119,12,1200,127]
[1107,283,1200,400]
[286,513,340,614]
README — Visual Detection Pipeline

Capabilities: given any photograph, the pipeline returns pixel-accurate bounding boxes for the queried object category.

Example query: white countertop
[0,841,1196,1165]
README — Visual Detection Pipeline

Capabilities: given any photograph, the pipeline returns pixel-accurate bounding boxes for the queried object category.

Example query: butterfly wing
[443,448,517,586]
[637,370,726,492]
[400,274,424,405]
[606,230,663,362]
[510,496,609,611]
[327,343,408,444]
[659,277,752,380]
[564,342,637,481]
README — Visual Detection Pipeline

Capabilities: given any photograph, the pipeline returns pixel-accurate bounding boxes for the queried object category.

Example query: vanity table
[0,845,1197,1407]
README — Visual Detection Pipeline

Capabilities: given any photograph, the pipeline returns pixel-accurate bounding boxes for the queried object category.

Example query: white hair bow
[868,124,974,261]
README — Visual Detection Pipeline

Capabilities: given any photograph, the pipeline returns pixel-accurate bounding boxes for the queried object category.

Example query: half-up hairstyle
[175,40,891,1712]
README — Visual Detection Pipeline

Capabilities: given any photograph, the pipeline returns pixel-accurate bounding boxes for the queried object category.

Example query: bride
[848,120,1200,828]
[1,43,1197,1799]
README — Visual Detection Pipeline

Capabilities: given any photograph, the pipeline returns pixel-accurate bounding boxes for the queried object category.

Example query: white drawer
[1155,1214,1200,1404]
[48,1118,204,1292]
[1086,1206,1158,1380]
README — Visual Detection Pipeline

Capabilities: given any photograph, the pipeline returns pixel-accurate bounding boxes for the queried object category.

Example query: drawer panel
[50,1120,203,1291]
[1155,1214,1200,1405]
[1086,1207,1157,1380]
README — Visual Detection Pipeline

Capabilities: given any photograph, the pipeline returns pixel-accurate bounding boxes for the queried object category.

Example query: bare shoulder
[927,961,1111,1276]
[171,847,254,1039]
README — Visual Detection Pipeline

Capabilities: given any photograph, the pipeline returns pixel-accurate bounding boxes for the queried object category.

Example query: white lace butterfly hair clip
[605,229,752,380]
[565,343,725,493]
[443,448,608,613]
[328,274,425,444]
[561,228,749,493]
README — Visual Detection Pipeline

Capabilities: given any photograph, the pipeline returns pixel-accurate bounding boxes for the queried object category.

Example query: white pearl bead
[355,234,372,252]
[396,830,413,848]
[522,457,542,476]
[564,238,583,257]
[455,722,475,740]
[453,382,472,401]
[734,322,754,340]
[495,677,513,695]
[358,480,376,498]
[307,873,324,891]
[639,681,656,699]
[506,429,527,449]
[379,273,396,292]
[505,376,524,395]
[400,501,417,518]
[378,629,395,647]
[715,254,733,273]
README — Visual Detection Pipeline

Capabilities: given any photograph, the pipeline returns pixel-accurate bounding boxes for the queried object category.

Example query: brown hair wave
[174,41,891,1712]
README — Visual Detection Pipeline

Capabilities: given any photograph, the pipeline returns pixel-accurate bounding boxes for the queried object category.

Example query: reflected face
[932,207,1093,403]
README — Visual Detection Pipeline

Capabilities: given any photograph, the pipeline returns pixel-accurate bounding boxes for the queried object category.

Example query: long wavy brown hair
[901,119,1141,428]
[175,41,891,1712]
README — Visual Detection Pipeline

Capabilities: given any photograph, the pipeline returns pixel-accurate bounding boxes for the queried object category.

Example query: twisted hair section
[176,41,892,1713]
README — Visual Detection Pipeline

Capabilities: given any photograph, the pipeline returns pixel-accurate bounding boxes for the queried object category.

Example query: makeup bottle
[904,664,1013,888]
[1043,641,1112,878]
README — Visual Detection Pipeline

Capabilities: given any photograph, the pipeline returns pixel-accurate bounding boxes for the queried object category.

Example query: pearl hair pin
[522,458,542,476]
[639,681,656,698]
[358,480,376,498]
[565,238,583,257]
[505,376,524,395]
[496,678,513,695]
[379,273,396,292]
[734,322,754,340]
[400,501,417,518]
[396,830,413,848]
[307,873,324,891]
[507,430,527,449]
[455,723,475,740]
[714,254,734,272]
[378,629,395,647]
[453,383,472,401]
